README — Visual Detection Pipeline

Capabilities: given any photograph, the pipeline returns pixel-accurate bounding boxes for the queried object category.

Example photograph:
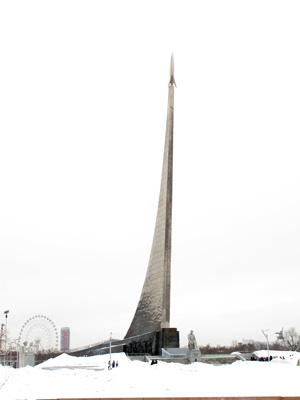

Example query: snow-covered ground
[0,351,300,400]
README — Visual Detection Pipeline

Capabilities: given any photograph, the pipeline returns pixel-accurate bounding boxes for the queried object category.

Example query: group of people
[108,360,118,369]
[250,355,276,361]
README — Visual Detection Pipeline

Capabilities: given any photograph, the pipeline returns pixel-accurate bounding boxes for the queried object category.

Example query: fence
[0,351,18,367]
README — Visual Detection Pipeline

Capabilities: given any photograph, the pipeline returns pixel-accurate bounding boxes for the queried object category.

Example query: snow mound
[1,351,300,400]
[36,351,129,369]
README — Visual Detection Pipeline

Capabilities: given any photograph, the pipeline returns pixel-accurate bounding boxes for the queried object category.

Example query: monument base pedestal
[124,328,180,356]
[155,328,180,355]
[19,346,35,368]
[187,349,201,363]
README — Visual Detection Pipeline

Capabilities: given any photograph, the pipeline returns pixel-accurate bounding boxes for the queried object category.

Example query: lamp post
[107,331,113,369]
[109,331,112,369]
[4,310,9,366]
[262,328,270,361]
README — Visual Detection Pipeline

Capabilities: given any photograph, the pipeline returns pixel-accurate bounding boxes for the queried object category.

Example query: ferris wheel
[18,315,59,352]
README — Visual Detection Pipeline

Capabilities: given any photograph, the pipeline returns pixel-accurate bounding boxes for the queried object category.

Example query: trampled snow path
[0,352,300,400]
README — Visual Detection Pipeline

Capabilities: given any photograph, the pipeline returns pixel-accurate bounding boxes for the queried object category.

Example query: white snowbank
[0,351,300,400]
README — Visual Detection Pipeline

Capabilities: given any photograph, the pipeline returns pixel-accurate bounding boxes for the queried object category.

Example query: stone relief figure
[188,330,198,350]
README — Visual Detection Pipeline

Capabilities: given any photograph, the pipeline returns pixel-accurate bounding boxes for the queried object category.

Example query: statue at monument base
[187,330,201,362]
[188,330,197,350]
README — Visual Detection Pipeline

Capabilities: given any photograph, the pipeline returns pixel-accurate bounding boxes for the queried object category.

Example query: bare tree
[0,325,15,355]
[0,323,5,355]
[283,327,300,351]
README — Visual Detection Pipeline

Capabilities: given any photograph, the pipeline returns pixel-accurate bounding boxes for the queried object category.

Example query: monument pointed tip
[169,53,176,87]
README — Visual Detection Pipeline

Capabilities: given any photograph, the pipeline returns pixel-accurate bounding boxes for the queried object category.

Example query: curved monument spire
[125,55,176,338]
[169,53,177,87]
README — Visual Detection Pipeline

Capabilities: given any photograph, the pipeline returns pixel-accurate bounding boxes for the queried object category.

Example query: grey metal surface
[125,56,175,338]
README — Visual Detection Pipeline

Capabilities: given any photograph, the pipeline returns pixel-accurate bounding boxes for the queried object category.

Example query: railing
[0,351,18,367]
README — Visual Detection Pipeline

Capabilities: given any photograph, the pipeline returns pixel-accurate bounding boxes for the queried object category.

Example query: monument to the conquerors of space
[124,55,179,354]
[67,56,179,358]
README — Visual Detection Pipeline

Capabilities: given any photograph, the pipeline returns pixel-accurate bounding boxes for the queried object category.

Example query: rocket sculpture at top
[125,55,176,338]
[169,53,177,87]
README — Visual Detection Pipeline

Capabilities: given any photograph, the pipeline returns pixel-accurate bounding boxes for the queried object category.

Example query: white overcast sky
[1,1,300,349]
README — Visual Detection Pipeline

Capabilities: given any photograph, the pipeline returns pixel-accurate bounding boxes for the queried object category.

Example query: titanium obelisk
[125,55,176,338]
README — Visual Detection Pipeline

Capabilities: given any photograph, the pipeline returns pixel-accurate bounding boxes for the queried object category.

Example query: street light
[4,310,9,366]
[262,328,270,361]
[107,331,113,369]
